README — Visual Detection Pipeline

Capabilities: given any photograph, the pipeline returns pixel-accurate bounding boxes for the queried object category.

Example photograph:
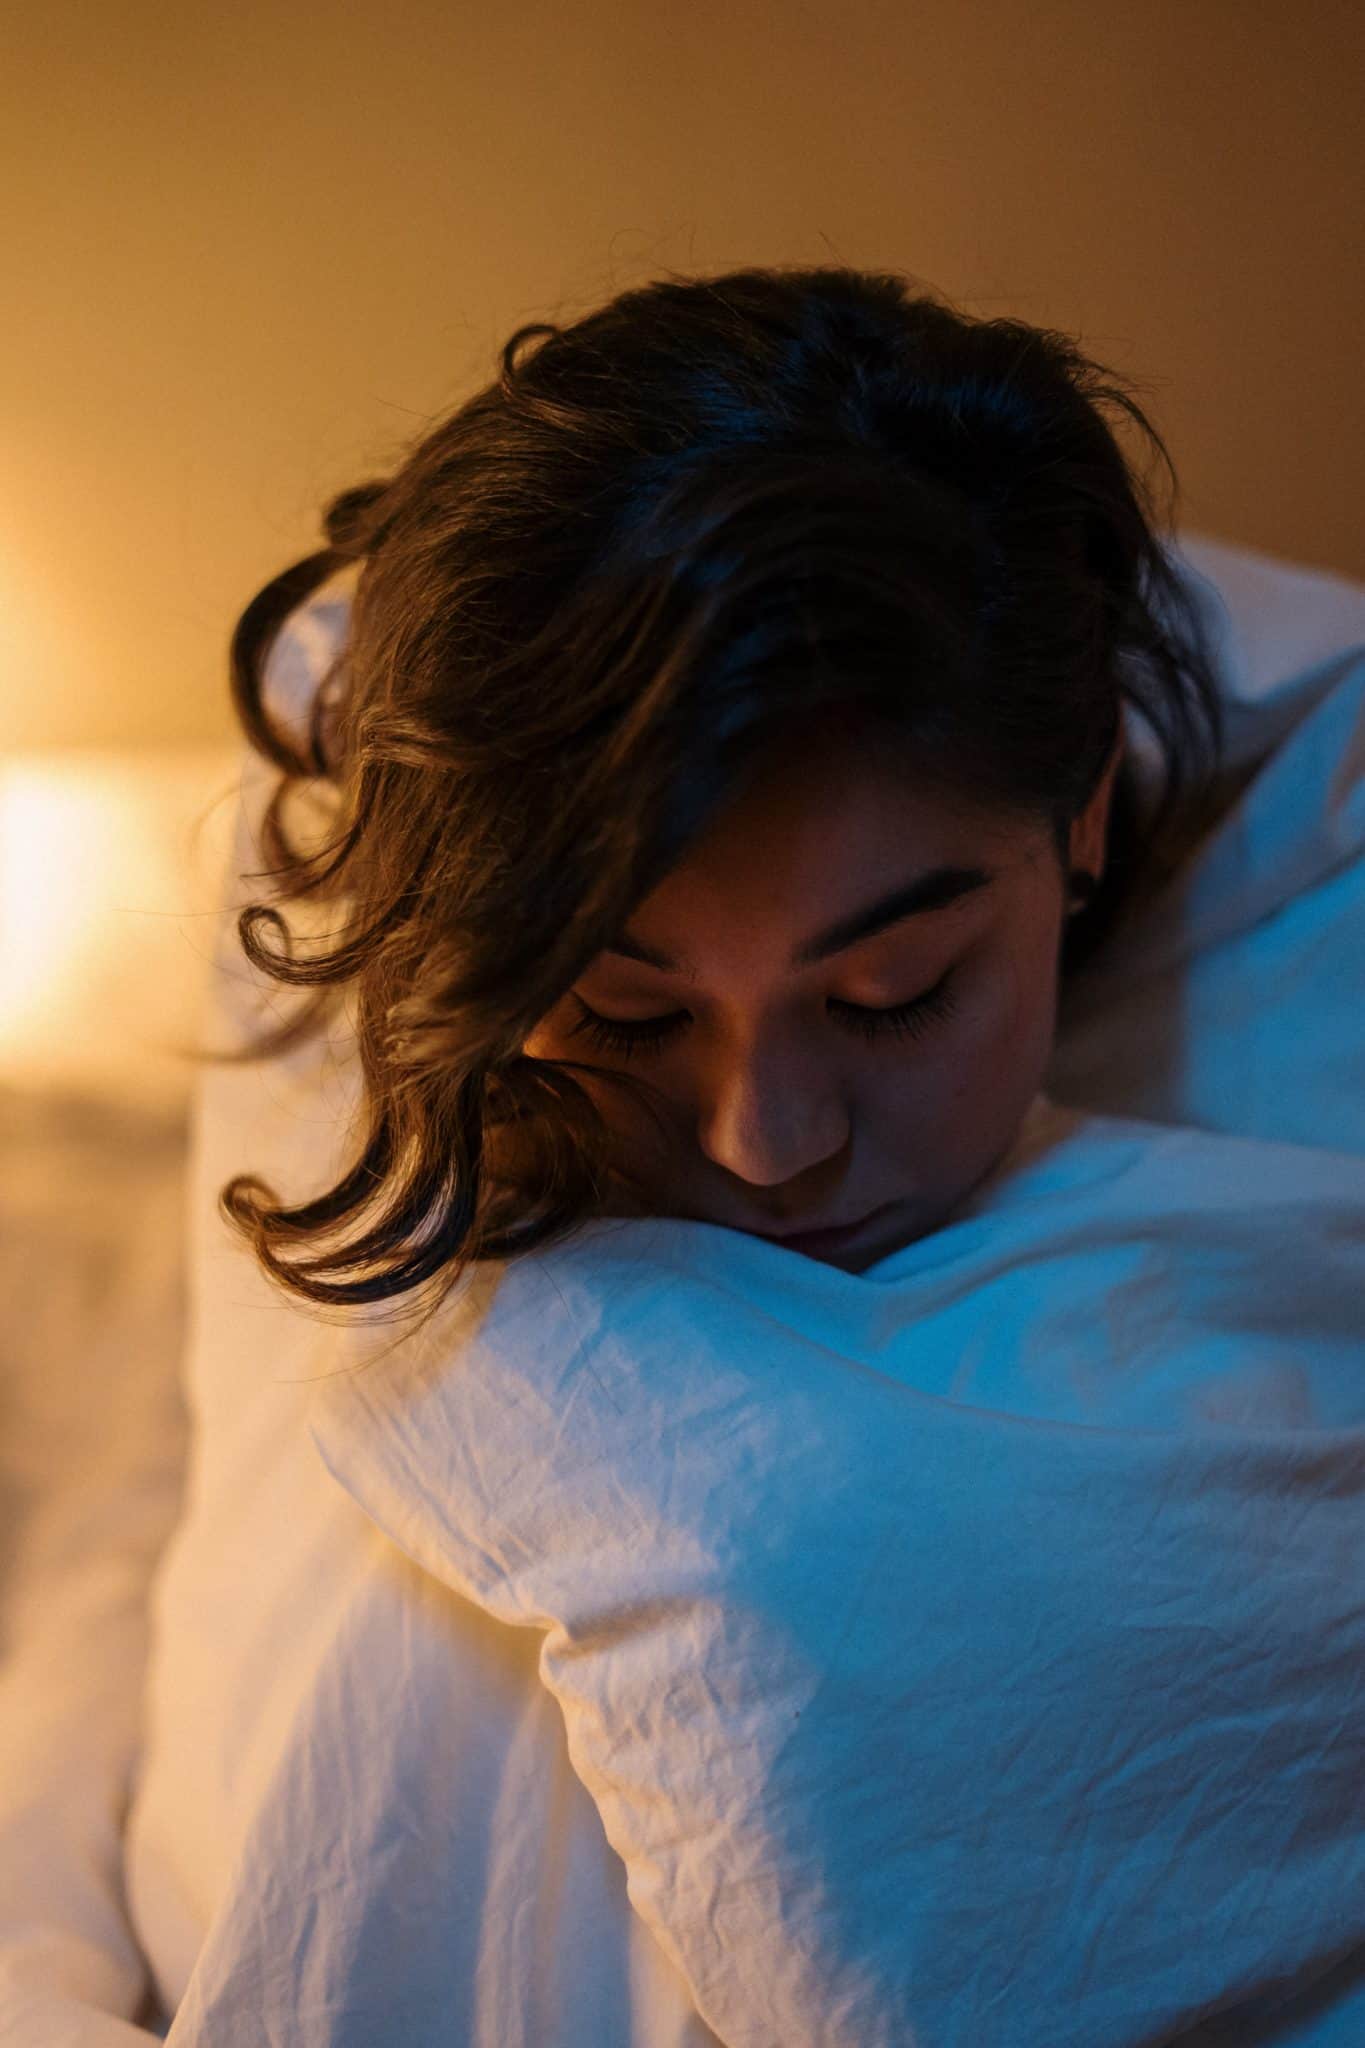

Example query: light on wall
[0,748,242,1111]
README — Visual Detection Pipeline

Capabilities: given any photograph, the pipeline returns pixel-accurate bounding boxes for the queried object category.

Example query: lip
[750,1205,889,1254]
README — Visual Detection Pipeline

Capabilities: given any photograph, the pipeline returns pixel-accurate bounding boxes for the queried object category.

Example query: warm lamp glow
[0,749,242,1109]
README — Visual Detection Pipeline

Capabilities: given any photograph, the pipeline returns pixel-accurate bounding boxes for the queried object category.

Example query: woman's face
[524,718,1119,1272]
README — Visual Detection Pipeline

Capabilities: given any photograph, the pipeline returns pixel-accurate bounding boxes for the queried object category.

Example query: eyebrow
[603,865,996,979]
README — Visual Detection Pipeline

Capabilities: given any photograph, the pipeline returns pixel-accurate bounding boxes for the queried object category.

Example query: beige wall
[5,0,1362,753]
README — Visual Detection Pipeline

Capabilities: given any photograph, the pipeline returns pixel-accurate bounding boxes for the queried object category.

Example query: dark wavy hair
[204,262,1226,1336]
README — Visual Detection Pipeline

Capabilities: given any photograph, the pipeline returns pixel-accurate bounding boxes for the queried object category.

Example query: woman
[129,266,1365,2047]
[215,261,1224,1318]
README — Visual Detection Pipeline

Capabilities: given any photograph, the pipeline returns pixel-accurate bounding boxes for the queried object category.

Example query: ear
[1067,726,1125,883]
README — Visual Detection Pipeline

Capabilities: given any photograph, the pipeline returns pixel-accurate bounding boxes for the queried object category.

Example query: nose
[693,1047,851,1191]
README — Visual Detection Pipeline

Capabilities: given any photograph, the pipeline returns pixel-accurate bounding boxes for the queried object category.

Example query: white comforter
[305,1100,1365,2048]
[9,531,1364,2046]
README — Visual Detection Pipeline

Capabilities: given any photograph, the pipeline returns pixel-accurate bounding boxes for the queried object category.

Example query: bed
[2,529,1363,2045]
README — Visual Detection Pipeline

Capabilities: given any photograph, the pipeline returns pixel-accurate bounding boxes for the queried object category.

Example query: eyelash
[565,971,960,1060]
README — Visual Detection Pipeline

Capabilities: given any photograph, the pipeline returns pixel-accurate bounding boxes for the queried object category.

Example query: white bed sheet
[0,1091,192,2046]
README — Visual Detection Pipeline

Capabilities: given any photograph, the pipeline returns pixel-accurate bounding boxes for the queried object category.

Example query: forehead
[693,717,1020,872]
[627,720,1039,954]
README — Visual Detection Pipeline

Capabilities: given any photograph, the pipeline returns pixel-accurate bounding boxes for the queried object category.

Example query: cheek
[920,940,1056,1115]
[975,930,1062,1099]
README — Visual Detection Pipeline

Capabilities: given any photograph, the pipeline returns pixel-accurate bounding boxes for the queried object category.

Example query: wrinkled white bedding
[8,529,1364,2046]
[0,1092,191,2048]
[306,1099,1365,2048]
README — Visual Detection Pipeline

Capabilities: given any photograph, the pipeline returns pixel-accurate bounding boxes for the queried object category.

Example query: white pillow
[310,1103,1365,2048]
[1159,532,1365,771]
[1048,534,1365,1153]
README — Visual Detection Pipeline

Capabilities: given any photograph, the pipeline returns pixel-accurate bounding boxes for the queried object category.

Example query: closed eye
[563,969,960,1059]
